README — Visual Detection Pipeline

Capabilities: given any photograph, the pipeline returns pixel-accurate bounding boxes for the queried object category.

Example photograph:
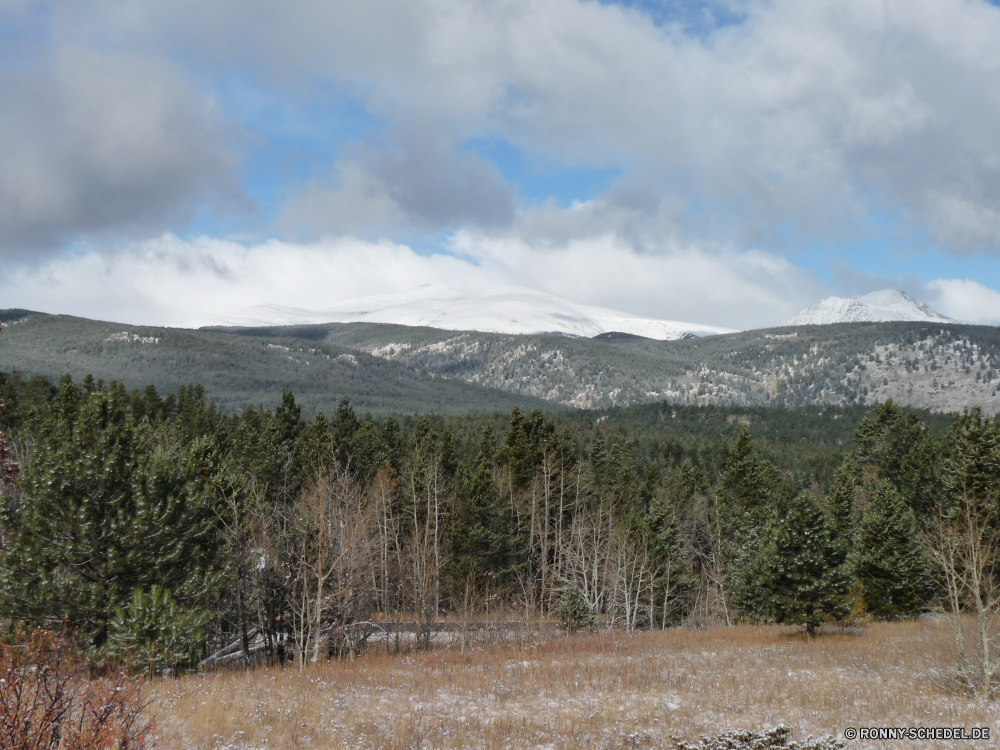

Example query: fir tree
[761,492,851,635]
[828,450,862,534]
[500,406,542,489]
[556,583,597,633]
[0,395,18,488]
[351,419,400,481]
[721,425,779,514]
[854,400,940,516]
[298,409,333,483]
[644,490,691,626]
[331,398,360,467]
[850,481,925,620]
[718,425,784,620]
[941,407,1000,512]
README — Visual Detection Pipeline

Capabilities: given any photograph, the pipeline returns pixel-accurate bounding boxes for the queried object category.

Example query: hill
[219,317,1000,413]
[5,310,1000,415]
[0,311,555,417]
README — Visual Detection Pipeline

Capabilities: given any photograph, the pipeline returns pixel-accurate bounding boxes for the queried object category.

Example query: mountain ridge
[195,284,736,341]
[6,309,1000,416]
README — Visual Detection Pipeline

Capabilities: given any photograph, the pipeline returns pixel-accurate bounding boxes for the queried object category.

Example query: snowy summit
[200,285,735,341]
[788,290,950,326]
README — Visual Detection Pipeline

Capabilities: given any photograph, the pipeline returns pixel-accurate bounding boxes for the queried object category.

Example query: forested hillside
[308,319,1000,413]
[0,363,991,672]
[4,309,1000,416]
[0,311,554,416]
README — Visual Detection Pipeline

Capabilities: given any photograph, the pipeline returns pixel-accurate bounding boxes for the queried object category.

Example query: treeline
[0,370,996,675]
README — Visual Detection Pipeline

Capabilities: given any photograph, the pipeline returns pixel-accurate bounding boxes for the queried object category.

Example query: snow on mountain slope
[200,285,735,340]
[789,290,950,326]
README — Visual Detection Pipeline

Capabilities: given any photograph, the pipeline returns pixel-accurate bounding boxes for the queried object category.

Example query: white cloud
[926,278,1000,325]
[60,0,1000,251]
[5,0,1000,330]
[450,231,825,329]
[0,45,240,254]
[0,232,826,330]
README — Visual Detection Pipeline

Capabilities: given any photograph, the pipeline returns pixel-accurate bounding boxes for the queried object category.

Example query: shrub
[0,628,154,750]
[556,583,597,633]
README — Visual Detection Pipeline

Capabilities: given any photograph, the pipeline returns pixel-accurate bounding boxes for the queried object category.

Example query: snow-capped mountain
[789,290,950,326]
[200,285,735,340]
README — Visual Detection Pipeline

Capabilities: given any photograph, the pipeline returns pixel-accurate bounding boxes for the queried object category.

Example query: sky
[3,0,1000,330]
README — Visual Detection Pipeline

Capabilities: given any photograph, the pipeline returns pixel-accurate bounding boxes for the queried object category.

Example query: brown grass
[150,620,998,749]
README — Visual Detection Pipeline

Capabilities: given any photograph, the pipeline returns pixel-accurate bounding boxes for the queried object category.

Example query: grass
[149,620,999,749]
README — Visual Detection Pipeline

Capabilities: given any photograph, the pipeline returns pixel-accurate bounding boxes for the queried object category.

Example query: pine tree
[448,427,523,603]
[761,492,851,634]
[850,481,925,620]
[104,585,209,674]
[0,384,220,647]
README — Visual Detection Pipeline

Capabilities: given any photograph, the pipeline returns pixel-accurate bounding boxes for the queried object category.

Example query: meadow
[150,620,998,750]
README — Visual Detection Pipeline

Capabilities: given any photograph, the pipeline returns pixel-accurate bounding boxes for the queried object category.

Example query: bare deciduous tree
[288,466,378,669]
[927,491,1000,697]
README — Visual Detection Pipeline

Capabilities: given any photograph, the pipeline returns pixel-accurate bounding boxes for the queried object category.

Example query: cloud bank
[2,0,1000,327]
[0,234,827,330]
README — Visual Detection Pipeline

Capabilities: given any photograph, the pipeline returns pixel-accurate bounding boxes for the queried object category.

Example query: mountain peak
[789,289,950,326]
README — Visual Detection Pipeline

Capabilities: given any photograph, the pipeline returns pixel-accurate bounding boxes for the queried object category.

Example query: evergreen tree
[104,585,209,674]
[351,418,401,481]
[0,385,220,646]
[828,450,862,534]
[298,409,334,483]
[854,400,940,516]
[644,490,691,626]
[331,398,360,467]
[275,390,305,443]
[0,400,18,488]
[222,405,296,505]
[556,583,597,633]
[717,425,784,620]
[501,406,542,489]
[850,481,925,619]
[761,492,851,634]
[721,425,779,514]
[940,407,1000,513]
[448,427,523,603]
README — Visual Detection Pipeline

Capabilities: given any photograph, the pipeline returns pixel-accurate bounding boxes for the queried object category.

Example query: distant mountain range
[5,307,1000,416]
[196,285,735,341]
[201,285,956,341]
[789,290,950,326]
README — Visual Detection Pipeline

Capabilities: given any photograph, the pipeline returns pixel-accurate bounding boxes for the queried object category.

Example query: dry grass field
[149,620,999,750]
